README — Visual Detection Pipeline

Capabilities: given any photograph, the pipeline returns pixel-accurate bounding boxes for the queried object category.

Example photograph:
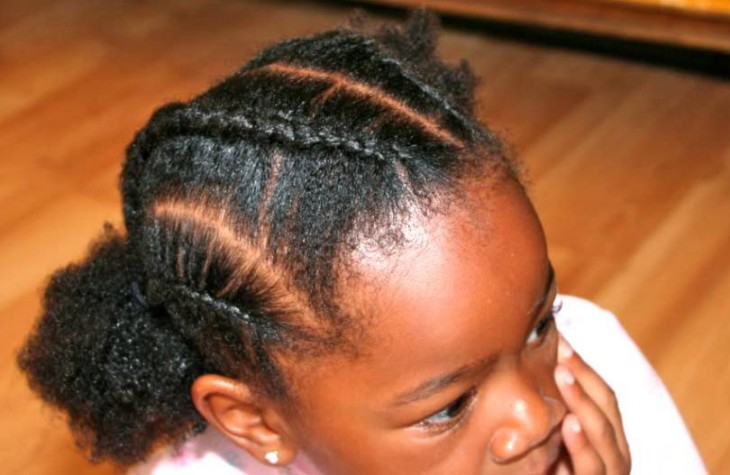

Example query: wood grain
[1,0,728,473]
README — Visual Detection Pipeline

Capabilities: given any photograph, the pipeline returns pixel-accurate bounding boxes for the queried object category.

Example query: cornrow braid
[240,13,484,145]
[377,56,484,142]
[245,62,464,147]
[131,107,429,164]
[134,203,320,406]
[146,280,252,321]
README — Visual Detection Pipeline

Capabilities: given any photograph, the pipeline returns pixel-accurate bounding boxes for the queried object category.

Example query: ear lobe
[191,374,298,466]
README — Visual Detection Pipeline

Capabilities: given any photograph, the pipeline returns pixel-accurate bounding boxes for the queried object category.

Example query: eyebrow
[391,263,555,407]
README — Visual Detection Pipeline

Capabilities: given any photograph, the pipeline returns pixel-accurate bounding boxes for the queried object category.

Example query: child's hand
[552,335,631,475]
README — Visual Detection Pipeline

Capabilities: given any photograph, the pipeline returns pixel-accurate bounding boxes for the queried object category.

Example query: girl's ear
[191,374,299,467]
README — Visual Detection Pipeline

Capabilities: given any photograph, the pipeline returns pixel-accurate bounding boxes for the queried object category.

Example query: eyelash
[526,300,562,346]
[416,388,477,435]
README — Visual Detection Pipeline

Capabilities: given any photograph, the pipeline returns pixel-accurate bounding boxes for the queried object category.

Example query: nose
[487,369,566,463]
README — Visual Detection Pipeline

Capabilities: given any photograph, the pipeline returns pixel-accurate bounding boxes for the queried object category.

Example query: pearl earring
[264,450,280,465]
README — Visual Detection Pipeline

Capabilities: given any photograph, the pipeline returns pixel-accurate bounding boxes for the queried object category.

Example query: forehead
[292,178,548,409]
[359,180,545,351]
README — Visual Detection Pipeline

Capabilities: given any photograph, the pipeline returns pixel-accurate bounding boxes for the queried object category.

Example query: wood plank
[354,0,730,53]
[609,0,730,17]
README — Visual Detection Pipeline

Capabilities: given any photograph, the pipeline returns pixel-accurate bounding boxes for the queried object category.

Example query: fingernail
[555,364,575,386]
[567,414,582,433]
[558,337,573,362]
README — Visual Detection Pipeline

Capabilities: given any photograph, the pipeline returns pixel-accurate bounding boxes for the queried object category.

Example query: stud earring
[264,450,280,465]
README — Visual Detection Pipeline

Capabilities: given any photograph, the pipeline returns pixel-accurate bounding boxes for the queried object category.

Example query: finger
[558,336,631,464]
[558,337,624,435]
[555,361,630,473]
[561,413,605,474]
[555,364,620,461]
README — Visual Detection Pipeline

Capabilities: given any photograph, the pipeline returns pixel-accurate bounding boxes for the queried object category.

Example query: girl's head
[19,11,564,474]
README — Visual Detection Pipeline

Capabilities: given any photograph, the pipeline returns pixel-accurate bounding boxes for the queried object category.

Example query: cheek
[289,413,381,475]
[292,392,487,475]
[297,427,479,475]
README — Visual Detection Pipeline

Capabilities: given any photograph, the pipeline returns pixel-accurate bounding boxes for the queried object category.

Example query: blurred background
[1,1,728,473]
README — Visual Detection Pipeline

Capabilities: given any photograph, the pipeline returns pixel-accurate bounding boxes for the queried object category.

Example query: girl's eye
[526,300,562,346]
[415,388,476,434]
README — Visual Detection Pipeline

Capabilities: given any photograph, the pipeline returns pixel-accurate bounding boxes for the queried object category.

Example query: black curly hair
[17,10,517,467]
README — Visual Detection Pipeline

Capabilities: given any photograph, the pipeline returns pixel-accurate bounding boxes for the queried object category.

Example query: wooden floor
[1,1,728,473]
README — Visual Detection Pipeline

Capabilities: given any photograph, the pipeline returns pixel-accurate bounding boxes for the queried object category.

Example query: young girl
[18,11,705,475]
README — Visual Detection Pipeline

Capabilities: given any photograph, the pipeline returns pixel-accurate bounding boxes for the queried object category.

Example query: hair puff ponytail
[17,223,206,465]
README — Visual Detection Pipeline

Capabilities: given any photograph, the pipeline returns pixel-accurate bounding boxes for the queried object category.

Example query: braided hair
[17,10,517,467]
